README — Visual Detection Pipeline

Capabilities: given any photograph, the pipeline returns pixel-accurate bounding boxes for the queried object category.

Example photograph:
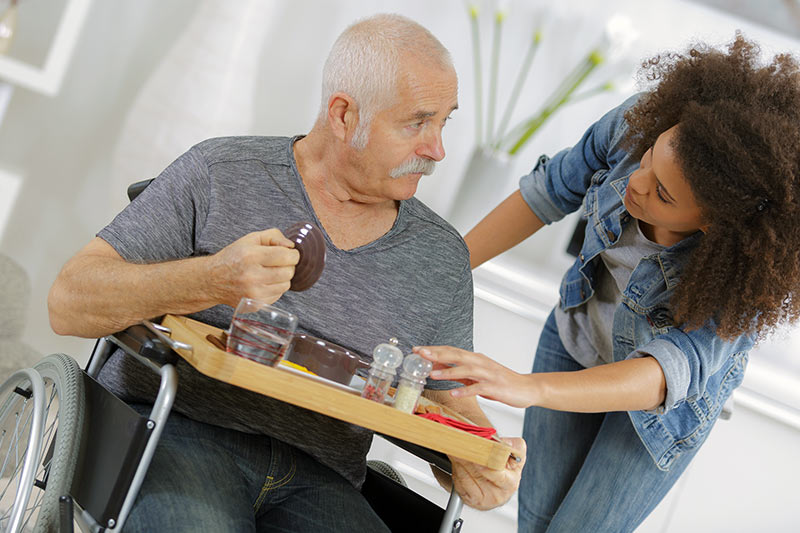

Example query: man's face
[353,59,458,201]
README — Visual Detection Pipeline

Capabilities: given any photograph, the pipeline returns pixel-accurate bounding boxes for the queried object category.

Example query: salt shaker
[393,353,433,413]
[361,338,403,404]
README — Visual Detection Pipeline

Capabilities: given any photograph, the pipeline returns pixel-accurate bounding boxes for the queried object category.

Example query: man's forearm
[423,389,493,428]
[421,389,494,489]
[49,230,298,339]
[49,248,218,338]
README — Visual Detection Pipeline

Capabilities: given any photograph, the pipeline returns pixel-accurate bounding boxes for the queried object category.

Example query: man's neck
[293,131,399,250]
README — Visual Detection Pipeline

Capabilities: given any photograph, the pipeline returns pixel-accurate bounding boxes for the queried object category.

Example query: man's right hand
[209,229,300,307]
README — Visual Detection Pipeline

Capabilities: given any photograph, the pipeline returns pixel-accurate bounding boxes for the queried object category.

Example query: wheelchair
[0,181,467,533]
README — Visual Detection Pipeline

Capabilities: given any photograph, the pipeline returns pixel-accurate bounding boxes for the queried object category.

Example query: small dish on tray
[277,361,366,393]
[286,333,369,386]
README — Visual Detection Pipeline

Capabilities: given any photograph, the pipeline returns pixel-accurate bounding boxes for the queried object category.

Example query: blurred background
[0,0,798,531]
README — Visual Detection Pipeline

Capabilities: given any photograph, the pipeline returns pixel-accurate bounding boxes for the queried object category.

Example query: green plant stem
[566,81,614,105]
[469,5,483,146]
[499,62,588,151]
[508,53,603,156]
[494,29,541,147]
[486,11,504,145]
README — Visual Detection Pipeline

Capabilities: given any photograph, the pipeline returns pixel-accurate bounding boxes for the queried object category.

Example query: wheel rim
[0,369,45,533]
[18,377,61,532]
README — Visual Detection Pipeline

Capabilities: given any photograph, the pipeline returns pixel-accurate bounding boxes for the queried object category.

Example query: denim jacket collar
[568,172,702,311]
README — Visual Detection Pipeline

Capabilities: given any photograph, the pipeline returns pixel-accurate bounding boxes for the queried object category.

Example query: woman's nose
[628,170,648,195]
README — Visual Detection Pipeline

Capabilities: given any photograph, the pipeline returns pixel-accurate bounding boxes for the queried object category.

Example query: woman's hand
[412,346,537,409]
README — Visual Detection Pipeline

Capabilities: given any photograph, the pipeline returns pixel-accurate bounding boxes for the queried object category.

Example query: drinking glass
[226,297,298,366]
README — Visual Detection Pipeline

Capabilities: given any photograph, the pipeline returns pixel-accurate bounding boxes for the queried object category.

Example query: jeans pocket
[253,443,296,512]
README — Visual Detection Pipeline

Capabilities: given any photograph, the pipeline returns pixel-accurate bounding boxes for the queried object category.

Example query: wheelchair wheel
[366,460,407,487]
[0,354,84,533]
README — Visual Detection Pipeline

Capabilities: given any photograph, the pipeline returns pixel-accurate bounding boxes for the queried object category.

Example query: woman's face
[624,125,708,246]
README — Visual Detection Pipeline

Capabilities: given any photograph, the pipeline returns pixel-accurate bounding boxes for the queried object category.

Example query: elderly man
[49,13,524,532]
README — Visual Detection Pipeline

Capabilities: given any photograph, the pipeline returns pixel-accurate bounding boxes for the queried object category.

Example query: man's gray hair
[319,13,453,150]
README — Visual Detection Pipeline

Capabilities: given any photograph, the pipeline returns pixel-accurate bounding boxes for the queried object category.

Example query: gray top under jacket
[97,136,472,488]
[556,218,665,368]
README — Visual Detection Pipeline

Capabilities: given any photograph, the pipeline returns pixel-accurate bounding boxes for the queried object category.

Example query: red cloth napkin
[417,413,497,439]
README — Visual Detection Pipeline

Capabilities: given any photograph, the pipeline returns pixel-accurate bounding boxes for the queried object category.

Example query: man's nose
[418,127,446,162]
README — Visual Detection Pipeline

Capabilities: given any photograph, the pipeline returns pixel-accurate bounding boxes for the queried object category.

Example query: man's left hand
[445,437,526,510]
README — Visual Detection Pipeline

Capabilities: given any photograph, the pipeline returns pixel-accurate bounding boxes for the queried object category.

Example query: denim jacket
[519,95,753,471]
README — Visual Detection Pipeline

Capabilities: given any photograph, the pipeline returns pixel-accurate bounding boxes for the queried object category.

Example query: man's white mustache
[390,158,436,178]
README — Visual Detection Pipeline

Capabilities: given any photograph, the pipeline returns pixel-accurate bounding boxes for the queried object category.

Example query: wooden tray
[162,315,513,470]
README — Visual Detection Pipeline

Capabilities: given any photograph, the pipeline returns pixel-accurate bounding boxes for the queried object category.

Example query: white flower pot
[447,147,514,234]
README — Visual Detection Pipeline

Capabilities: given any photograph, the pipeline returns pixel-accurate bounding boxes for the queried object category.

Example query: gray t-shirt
[96,136,473,488]
[556,219,664,368]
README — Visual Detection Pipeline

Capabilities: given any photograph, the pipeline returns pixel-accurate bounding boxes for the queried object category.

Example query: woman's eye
[656,184,668,203]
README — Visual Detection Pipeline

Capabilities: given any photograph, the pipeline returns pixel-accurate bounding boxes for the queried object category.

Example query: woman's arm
[413,346,667,412]
[465,190,545,269]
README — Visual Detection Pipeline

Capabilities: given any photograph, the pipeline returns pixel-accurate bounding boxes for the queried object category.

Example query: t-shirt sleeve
[98,146,210,263]
[425,261,474,391]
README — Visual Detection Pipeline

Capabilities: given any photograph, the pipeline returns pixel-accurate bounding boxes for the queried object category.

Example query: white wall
[1,0,796,362]
[1,0,799,531]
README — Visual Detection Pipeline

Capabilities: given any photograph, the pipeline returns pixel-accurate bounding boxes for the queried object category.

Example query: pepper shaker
[361,338,403,404]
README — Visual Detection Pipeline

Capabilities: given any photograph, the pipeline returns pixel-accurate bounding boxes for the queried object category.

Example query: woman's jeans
[517,311,700,533]
[123,405,389,533]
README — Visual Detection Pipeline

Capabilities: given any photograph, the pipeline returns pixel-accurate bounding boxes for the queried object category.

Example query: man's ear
[327,92,359,144]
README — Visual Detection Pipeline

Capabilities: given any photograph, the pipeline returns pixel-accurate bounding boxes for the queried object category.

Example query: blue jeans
[123,405,389,532]
[517,311,700,533]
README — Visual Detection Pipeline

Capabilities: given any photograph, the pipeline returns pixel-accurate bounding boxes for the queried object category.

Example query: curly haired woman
[414,34,800,532]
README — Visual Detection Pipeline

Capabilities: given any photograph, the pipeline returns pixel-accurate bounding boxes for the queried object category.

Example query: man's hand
[421,387,526,510]
[435,437,527,510]
[209,229,300,307]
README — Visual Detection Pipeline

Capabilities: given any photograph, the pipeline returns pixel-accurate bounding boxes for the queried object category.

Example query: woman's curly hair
[623,33,800,340]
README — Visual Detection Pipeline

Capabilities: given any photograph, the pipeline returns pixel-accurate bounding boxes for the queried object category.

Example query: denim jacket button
[579,253,584,262]
[606,229,616,241]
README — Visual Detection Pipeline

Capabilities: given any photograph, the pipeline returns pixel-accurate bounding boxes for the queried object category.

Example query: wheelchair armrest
[111,323,179,366]
[379,434,452,475]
